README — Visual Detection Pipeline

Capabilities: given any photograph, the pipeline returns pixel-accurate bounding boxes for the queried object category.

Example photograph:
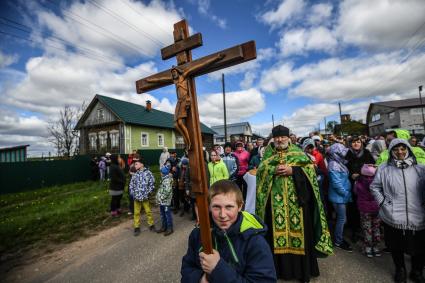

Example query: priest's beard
[275,140,289,150]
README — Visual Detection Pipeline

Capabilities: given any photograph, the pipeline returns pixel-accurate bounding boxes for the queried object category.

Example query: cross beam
[135,19,256,254]
[136,41,256,93]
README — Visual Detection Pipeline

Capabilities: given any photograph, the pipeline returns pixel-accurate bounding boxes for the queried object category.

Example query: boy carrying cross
[181,180,276,282]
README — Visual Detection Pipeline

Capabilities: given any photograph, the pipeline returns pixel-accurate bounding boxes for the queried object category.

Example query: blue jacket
[181,211,276,283]
[328,170,352,204]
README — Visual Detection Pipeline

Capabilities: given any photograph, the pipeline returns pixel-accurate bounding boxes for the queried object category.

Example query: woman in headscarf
[327,142,352,252]
[371,139,425,283]
[345,135,375,243]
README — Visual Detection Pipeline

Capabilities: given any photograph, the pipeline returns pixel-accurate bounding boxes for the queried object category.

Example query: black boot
[409,270,425,283]
[394,268,407,283]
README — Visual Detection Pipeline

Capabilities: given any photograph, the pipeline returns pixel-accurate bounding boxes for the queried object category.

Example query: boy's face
[210,192,242,231]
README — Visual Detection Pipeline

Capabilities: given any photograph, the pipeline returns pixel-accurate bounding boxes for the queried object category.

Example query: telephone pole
[222,74,228,142]
[338,102,343,136]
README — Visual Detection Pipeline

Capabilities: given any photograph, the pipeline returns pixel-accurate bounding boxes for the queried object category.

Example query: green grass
[0,165,161,260]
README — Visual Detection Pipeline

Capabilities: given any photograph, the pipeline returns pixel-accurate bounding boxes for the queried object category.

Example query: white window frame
[110,130,119,148]
[99,131,107,148]
[371,113,381,122]
[89,133,97,150]
[141,132,149,147]
[157,133,164,147]
[97,108,104,120]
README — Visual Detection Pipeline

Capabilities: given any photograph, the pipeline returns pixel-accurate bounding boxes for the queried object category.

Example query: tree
[47,103,85,158]
[326,120,338,133]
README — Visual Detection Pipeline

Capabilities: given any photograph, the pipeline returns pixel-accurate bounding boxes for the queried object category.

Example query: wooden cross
[136,19,256,254]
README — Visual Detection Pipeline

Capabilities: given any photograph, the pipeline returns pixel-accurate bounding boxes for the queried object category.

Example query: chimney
[146,100,152,111]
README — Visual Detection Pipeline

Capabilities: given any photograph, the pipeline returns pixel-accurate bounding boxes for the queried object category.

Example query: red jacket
[312,149,327,176]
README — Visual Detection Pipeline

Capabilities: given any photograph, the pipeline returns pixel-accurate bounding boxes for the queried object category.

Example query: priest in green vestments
[256,125,332,282]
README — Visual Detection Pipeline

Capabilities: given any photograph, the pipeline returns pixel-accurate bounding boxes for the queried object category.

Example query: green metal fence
[0,155,91,194]
[0,150,185,194]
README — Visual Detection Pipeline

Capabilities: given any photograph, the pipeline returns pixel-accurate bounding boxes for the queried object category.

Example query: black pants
[391,251,425,272]
[235,175,247,201]
[110,195,122,212]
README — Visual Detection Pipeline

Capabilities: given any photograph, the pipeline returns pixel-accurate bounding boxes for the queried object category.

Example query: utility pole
[419,85,425,134]
[324,116,327,135]
[222,73,228,142]
[338,102,343,136]
[272,114,275,127]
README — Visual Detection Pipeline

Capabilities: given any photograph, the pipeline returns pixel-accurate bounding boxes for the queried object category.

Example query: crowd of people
[91,126,425,283]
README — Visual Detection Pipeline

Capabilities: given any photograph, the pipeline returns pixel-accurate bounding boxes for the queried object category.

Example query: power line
[0,16,124,66]
[0,30,123,67]
[86,0,168,47]
[118,0,172,38]
[43,0,153,56]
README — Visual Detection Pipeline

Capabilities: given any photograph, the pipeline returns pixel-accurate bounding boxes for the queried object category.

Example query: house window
[110,130,119,148]
[157,134,164,147]
[371,113,381,122]
[176,136,184,145]
[141,132,149,147]
[89,133,97,150]
[411,108,425,115]
[388,112,395,119]
[99,131,107,149]
[97,108,104,120]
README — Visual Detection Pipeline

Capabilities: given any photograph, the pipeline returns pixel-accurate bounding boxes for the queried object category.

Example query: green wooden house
[75,94,215,155]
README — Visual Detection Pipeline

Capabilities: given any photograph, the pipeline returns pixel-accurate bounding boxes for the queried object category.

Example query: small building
[211,122,252,145]
[333,114,368,136]
[367,98,425,136]
[0,145,29,162]
[75,95,216,155]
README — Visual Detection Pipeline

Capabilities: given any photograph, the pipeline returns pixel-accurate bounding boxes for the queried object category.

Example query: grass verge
[0,165,161,262]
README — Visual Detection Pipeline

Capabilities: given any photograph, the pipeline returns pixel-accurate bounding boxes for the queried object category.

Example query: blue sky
[1,0,425,156]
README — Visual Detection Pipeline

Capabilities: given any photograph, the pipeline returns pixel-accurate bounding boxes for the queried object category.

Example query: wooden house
[75,95,216,155]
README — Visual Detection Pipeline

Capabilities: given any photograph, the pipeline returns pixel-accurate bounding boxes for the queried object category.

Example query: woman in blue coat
[181,180,276,283]
[327,143,352,252]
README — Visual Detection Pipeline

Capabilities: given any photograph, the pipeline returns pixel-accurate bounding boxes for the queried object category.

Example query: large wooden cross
[136,19,256,254]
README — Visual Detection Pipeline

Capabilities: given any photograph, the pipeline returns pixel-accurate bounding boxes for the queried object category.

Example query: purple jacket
[353,175,379,213]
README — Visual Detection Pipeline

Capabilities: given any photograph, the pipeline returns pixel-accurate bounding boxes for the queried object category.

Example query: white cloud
[198,88,266,126]
[34,0,182,58]
[337,0,425,50]
[197,0,227,29]
[0,51,19,68]
[308,3,333,25]
[208,48,276,89]
[278,26,337,56]
[259,0,306,28]
[260,51,425,100]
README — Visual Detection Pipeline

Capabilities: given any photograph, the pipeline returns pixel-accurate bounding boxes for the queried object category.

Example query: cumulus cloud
[308,3,333,26]
[278,26,337,56]
[259,0,305,28]
[260,51,425,100]
[198,88,266,126]
[337,0,425,50]
[34,0,181,58]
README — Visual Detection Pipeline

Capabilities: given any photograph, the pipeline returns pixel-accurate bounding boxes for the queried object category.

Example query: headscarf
[327,143,349,173]
[388,138,416,169]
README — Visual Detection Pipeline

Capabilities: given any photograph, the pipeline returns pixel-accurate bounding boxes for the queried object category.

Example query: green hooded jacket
[376,129,425,165]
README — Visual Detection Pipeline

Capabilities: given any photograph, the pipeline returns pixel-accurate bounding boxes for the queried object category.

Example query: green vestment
[256,143,333,256]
